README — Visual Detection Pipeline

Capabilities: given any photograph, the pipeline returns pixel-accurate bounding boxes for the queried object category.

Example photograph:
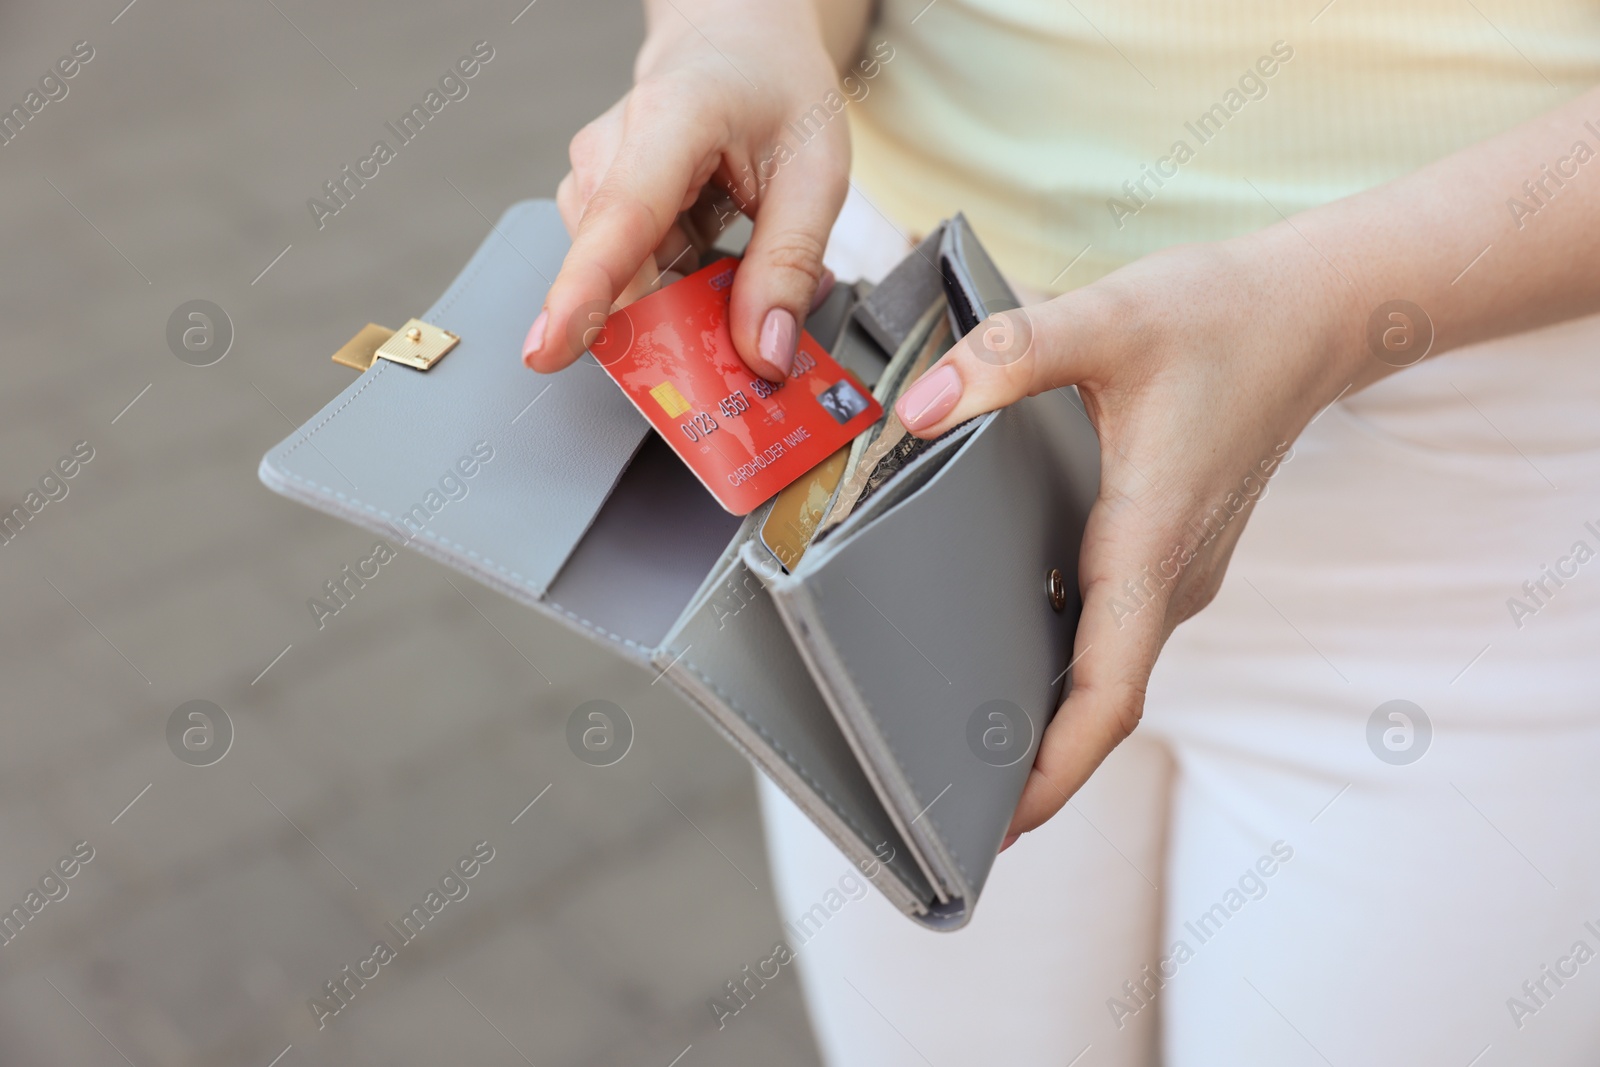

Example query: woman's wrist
[633,12,708,82]
[636,1,832,83]
[1229,221,1391,403]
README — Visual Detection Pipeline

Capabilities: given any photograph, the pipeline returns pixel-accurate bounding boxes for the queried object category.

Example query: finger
[556,171,583,234]
[651,222,701,282]
[616,254,665,308]
[524,101,721,372]
[647,199,833,306]
[726,155,846,380]
[894,288,1121,438]
[809,267,837,312]
[565,103,624,202]
[687,186,743,250]
[1006,496,1172,840]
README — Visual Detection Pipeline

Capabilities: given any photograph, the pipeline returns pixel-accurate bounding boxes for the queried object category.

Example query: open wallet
[258,199,1099,929]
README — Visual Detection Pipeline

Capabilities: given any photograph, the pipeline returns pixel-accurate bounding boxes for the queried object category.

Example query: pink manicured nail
[896,364,962,431]
[759,307,797,377]
[522,309,549,367]
[808,269,836,314]
[999,833,1020,853]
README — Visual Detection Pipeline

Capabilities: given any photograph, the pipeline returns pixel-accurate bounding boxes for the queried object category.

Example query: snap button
[1046,568,1067,612]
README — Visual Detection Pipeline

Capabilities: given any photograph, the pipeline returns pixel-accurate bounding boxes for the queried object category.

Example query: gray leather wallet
[259,200,1099,929]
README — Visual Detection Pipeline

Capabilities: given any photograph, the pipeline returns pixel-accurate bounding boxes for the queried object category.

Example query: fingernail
[808,269,836,314]
[999,833,1020,853]
[895,364,961,432]
[759,307,797,377]
[522,309,549,367]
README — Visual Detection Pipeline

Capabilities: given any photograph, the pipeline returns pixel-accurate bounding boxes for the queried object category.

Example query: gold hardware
[376,318,459,370]
[1046,568,1068,613]
[330,319,460,372]
[331,323,397,371]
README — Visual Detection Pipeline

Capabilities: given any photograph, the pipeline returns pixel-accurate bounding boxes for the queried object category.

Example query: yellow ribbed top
[851,0,1600,293]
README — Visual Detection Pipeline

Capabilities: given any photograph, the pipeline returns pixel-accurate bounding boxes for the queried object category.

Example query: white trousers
[765,192,1600,1066]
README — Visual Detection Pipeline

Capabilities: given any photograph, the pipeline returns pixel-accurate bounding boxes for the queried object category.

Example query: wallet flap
[258,200,652,620]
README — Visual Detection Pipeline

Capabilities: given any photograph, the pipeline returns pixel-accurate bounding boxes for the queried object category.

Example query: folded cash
[815,305,952,539]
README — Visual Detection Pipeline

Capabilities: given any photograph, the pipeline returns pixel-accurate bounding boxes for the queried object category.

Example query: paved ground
[0,2,820,1064]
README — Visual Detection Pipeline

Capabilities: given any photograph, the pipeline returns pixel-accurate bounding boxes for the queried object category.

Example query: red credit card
[588,258,882,515]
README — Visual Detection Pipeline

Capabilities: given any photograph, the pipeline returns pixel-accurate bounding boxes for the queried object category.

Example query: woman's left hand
[892,83,1600,847]
[893,228,1372,845]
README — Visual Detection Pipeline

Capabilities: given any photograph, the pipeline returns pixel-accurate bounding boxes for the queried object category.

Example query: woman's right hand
[522,2,854,380]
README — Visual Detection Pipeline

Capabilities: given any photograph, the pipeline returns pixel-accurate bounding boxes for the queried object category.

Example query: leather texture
[258,200,653,654]
[256,199,944,917]
[767,214,1103,925]
[657,540,937,914]
[257,199,1100,931]
[767,394,1100,924]
[545,436,742,649]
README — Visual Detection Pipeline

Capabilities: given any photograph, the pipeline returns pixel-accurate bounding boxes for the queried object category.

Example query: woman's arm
[1294,83,1600,388]
[892,84,1600,845]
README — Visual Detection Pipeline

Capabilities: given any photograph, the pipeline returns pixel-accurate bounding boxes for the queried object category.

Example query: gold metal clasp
[331,318,460,372]
[332,323,397,370]
[377,318,459,370]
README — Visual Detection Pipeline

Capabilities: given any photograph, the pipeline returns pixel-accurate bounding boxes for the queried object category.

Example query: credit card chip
[649,380,692,418]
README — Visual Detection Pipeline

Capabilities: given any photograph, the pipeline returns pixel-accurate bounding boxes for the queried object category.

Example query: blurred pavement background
[0,1,821,1063]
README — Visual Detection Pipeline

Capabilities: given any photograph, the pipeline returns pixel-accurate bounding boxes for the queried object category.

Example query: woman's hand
[895,228,1374,846]
[523,1,855,380]
[904,84,1600,847]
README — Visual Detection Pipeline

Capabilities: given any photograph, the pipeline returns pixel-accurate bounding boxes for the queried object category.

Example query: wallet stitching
[673,657,899,867]
[543,602,649,654]
[269,469,652,655]
[275,362,392,460]
[271,469,533,580]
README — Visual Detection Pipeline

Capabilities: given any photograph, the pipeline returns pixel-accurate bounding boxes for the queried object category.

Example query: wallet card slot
[543,243,893,649]
[809,413,987,556]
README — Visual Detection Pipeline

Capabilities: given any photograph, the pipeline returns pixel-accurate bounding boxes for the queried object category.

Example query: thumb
[894,290,1112,438]
[726,157,846,381]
